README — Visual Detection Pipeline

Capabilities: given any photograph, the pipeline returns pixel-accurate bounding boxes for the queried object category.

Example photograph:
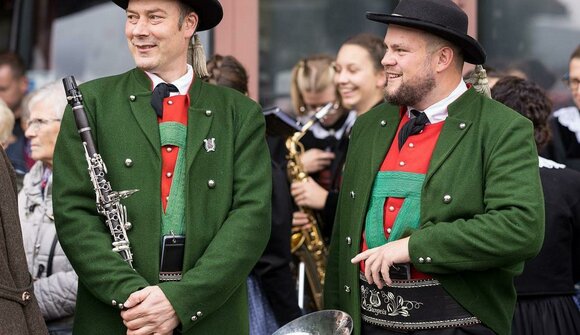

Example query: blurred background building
[1,0,579,110]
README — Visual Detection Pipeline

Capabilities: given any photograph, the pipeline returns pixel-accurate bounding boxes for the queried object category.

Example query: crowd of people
[0,0,578,334]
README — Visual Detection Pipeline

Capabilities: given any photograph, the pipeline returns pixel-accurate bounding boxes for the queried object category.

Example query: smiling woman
[334,33,386,116]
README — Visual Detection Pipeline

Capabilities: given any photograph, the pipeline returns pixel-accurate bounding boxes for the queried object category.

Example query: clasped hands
[351,237,411,289]
[121,286,179,335]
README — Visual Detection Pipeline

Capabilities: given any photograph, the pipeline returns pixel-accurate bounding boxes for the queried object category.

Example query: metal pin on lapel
[204,138,216,152]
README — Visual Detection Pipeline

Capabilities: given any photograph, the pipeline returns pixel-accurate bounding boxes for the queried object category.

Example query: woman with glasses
[543,45,580,171]
[289,54,355,243]
[18,81,77,335]
[291,35,387,241]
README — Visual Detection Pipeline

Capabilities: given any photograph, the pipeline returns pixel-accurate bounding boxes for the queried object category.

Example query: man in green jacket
[52,0,271,334]
[324,1,544,334]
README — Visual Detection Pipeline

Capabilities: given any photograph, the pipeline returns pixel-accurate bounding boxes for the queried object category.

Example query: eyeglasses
[26,118,61,131]
[562,74,580,90]
[299,101,340,115]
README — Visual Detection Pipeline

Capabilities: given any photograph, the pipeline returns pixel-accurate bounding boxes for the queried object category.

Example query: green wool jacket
[324,88,545,335]
[53,68,271,335]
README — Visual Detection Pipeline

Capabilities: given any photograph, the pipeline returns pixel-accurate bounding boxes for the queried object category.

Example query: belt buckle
[389,263,411,280]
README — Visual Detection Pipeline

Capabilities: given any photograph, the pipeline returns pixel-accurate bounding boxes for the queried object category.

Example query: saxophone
[62,76,138,269]
[286,103,333,311]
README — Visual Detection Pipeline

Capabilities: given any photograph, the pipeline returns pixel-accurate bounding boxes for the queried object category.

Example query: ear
[375,68,387,88]
[434,46,454,73]
[18,76,28,94]
[183,11,199,38]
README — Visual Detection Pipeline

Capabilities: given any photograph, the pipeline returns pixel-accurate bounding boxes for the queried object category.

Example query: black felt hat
[367,0,486,64]
[112,0,223,31]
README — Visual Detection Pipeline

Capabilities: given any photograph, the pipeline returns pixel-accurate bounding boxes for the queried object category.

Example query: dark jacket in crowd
[0,146,48,335]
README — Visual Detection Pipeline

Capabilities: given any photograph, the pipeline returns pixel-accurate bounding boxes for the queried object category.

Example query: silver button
[443,194,452,204]
[408,143,415,148]
[380,120,387,127]
[388,206,395,212]
[118,303,125,310]
[426,257,432,263]
[125,159,133,167]
[386,228,392,233]
[166,172,173,178]
[166,147,173,153]
[111,300,117,306]
[208,180,216,189]
[459,123,466,130]
[205,110,212,117]
[350,191,355,199]
[418,257,425,263]
[399,161,405,167]
[191,315,198,321]
[344,285,351,293]
[22,291,31,301]
[129,95,136,101]
[196,311,203,317]
[167,100,173,105]
[165,196,169,201]
[346,237,352,245]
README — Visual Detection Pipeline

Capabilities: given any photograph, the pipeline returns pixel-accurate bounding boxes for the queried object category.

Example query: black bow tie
[151,83,179,118]
[398,110,429,150]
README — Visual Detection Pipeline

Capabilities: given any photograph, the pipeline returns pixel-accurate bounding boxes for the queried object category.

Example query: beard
[384,69,436,107]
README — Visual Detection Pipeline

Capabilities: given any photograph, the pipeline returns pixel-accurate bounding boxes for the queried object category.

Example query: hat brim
[112,0,223,31]
[367,12,486,65]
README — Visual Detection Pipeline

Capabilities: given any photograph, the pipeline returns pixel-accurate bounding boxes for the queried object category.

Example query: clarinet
[62,76,138,269]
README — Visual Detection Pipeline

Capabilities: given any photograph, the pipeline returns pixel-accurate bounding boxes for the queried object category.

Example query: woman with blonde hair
[289,54,355,242]
[0,99,15,149]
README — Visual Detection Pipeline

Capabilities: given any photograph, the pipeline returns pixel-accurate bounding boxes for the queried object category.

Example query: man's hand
[121,286,179,335]
[300,149,335,174]
[351,237,411,289]
[291,178,328,210]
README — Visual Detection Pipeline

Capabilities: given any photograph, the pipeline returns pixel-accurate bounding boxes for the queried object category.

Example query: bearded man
[324,1,544,334]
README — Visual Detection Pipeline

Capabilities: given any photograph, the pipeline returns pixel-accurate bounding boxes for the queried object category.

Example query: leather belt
[359,272,480,331]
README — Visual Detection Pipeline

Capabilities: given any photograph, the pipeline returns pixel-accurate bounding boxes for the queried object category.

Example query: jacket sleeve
[410,116,545,273]
[53,103,150,306]
[34,270,78,320]
[158,103,272,332]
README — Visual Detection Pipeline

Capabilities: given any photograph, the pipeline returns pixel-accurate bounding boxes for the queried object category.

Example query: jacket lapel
[185,79,214,170]
[369,106,401,177]
[127,70,161,160]
[425,89,475,184]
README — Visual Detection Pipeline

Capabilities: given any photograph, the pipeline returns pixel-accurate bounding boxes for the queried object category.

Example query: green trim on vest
[160,122,187,236]
[365,171,424,248]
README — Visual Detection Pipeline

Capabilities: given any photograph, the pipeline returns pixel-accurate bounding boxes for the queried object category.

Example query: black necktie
[151,83,179,118]
[398,110,429,150]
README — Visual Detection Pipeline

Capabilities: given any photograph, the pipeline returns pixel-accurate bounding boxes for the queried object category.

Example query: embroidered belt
[359,272,480,330]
